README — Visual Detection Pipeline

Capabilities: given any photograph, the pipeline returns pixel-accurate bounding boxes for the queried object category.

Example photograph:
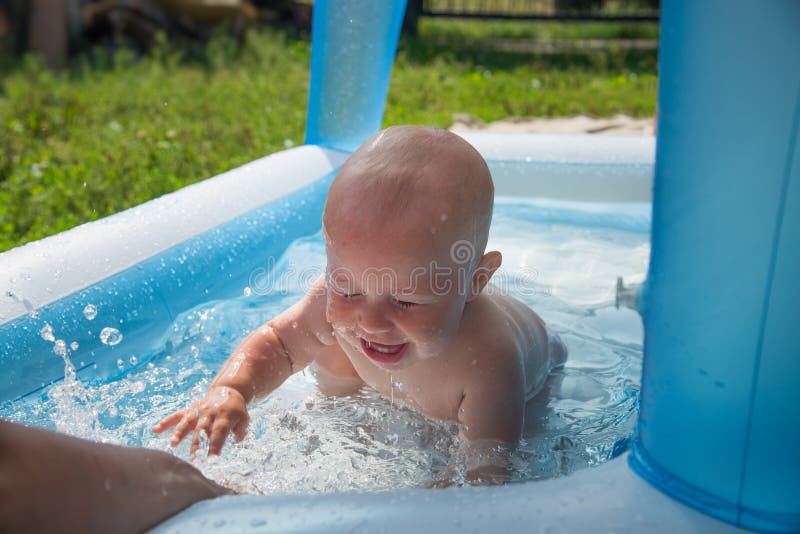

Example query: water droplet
[129,355,138,365]
[117,358,125,369]
[53,340,67,356]
[243,286,252,297]
[83,304,98,320]
[40,324,55,342]
[100,327,123,346]
[70,341,79,351]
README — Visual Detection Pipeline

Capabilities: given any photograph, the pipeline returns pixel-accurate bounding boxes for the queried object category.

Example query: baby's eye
[393,298,417,310]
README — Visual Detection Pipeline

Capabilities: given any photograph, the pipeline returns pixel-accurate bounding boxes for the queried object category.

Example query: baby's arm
[456,357,525,485]
[153,275,331,456]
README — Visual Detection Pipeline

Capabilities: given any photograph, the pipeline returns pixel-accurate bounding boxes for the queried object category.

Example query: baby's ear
[467,251,502,302]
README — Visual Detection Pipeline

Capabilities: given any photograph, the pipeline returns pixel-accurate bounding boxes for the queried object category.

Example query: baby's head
[322,125,502,369]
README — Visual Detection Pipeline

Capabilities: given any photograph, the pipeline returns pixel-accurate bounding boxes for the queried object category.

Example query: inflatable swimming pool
[1,0,798,532]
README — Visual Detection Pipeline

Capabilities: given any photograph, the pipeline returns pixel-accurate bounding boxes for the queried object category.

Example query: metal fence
[411,0,659,23]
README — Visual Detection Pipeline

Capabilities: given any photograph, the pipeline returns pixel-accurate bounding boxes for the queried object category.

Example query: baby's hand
[152,386,249,458]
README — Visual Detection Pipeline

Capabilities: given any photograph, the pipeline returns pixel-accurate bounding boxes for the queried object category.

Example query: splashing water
[40,324,55,342]
[0,198,648,492]
[53,340,67,357]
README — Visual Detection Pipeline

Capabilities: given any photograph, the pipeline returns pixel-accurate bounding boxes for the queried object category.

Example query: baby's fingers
[232,413,250,442]
[170,410,200,447]
[152,411,184,434]
[189,417,208,461]
[208,419,233,456]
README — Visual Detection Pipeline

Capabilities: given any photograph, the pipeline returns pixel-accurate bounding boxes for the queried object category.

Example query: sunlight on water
[1,198,649,492]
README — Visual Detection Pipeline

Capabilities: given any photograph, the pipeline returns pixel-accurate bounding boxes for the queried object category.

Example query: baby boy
[154,126,566,484]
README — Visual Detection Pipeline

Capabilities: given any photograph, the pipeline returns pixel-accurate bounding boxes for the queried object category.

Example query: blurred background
[0,0,658,252]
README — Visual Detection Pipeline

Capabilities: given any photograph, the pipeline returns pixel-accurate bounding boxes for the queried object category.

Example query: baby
[154,126,566,484]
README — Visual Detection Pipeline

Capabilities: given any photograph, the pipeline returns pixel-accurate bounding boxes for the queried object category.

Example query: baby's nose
[357,305,392,334]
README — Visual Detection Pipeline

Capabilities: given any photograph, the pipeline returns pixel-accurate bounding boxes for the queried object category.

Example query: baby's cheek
[326,297,353,326]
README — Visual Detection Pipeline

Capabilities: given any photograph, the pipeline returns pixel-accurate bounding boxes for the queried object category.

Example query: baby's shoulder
[457,291,528,366]
[271,274,336,356]
[449,293,528,408]
[460,289,555,374]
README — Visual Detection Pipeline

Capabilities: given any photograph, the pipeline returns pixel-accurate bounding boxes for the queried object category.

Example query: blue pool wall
[630,1,800,532]
[0,175,334,404]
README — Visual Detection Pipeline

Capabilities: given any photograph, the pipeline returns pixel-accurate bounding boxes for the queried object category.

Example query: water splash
[1,202,648,493]
[40,324,55,342]
[53,340,67,357]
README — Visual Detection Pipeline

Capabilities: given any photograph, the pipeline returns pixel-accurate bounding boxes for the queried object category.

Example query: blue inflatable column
[305,0,407,152]
[632,1,799,532]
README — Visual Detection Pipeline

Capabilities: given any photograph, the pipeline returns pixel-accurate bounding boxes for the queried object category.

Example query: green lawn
[0,19,658,252]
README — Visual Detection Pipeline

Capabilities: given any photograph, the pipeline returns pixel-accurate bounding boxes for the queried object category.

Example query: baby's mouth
[359,337,408,364]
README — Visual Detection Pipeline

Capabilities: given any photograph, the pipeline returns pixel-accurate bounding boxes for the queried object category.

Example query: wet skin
[0,419,231,533]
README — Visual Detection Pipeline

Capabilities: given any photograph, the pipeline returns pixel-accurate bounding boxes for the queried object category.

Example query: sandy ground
[450,113,655,136]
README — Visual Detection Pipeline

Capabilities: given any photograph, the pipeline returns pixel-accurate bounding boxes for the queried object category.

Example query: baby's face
[323,222,471,371]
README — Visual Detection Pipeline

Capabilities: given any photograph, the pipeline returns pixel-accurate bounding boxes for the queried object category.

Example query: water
[0,197,649,492]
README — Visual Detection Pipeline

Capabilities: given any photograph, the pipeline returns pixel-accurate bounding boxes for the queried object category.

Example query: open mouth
[360,338,408,364]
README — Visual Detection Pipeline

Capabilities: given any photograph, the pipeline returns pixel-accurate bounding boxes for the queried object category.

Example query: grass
[0,19,658,252]
[418,18,659,41]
